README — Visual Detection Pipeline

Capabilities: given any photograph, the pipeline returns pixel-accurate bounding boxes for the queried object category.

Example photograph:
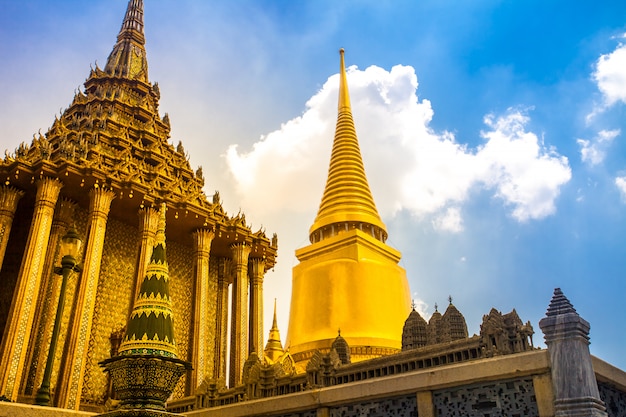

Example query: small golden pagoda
[286,49,412,370]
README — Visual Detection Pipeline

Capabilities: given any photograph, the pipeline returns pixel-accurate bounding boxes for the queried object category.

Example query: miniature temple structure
[0,0,276,411]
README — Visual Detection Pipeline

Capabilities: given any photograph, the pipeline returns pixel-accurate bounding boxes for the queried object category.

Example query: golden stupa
[286,49,412,369]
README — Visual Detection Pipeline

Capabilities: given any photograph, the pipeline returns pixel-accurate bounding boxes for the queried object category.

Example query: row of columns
[0,180,115,408]
[133,206,267,391]
[0,180,267,409]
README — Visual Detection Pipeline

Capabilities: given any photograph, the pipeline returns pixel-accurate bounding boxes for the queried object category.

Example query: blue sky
[1,1,625,371]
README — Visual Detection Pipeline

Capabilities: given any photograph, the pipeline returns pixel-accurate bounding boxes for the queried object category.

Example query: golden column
[189,228,215,391]
[23,199,76,395]
[55,187,115,409]
[214,258,232,381]
[0,177,62,401]
[0,185,24,271]
[229,243,250,387]
[133,206,160,302]
[248,257,265,357]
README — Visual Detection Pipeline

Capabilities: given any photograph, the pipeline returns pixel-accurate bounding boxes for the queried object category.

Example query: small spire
[434,303,438,312]
[448,295,453,305]
[545,287,577,317]
[263,299,285,364]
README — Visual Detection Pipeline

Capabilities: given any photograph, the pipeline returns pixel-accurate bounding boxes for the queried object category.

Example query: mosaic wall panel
[166,237,194,399]
[433,378,538,417]
[330,395,418,417]
[599,382,626,417]
[81,215,138,405]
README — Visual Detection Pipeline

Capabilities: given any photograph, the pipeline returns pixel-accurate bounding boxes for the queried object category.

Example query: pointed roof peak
[264,299,285,363]
[104,0,149,82]
[545,287,578,317]
[308,49,387,242]
[118,0,145,44]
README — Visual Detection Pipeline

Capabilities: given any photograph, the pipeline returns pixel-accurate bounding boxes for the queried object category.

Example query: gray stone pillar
[539,288,607,417]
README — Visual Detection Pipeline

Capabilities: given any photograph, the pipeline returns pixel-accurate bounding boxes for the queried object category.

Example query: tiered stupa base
[99,355,191,417]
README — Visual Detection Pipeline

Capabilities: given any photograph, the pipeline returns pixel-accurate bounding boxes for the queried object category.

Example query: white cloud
[225,64,571,228]
[594,37,626,107]
[616,176,626,202]
[577,129,620,165]
[470,111,571,222]
[432,207,464,232]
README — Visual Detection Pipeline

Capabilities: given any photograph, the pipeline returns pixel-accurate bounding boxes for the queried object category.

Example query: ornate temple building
[0,1,625,417]
[0,0,276,411]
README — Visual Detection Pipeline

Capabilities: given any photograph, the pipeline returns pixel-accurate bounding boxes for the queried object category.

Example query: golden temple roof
[309,49,387,242]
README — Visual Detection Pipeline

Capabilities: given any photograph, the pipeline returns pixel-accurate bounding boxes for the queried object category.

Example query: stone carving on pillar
[0,177,62,401]
[539,288,608,417]
[55,187,116,410]
[248,257,266,358]
[229,243,251,387]
[133,206,160,302]
[190,228,215,391]
[24,199,77,395]
[0,185,24,272]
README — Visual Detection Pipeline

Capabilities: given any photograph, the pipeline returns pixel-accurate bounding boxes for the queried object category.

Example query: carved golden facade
[0,0,276,411]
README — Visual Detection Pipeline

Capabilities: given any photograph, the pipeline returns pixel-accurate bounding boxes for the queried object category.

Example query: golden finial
[338,48,351,111]
[155,202,166,246]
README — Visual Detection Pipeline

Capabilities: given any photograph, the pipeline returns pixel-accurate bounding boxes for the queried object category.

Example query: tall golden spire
[104,0,149,82]
[287,50,411,372]
[309,49,387,243]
